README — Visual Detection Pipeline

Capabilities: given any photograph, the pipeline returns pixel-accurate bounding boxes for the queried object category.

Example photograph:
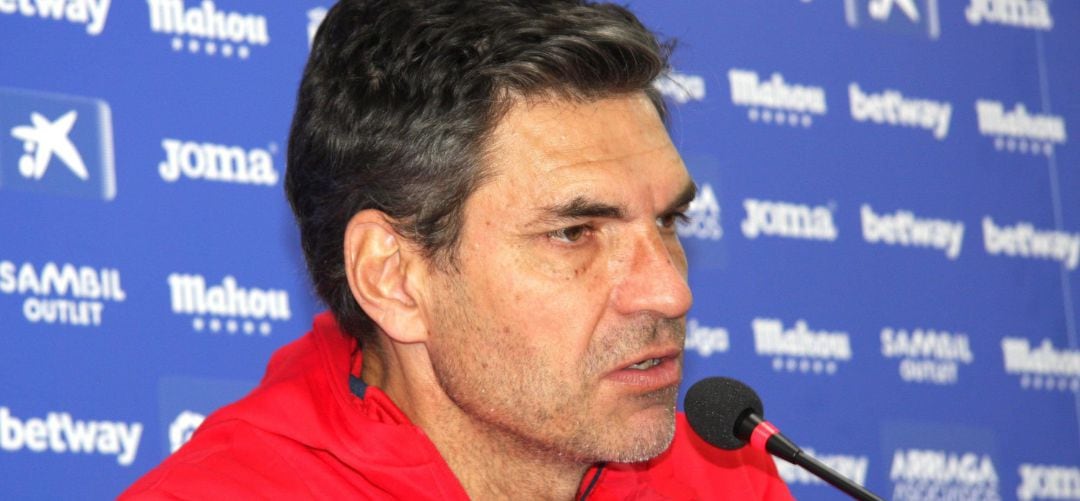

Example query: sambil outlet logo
[848,83,952,140]
[752,318,852,375]
[0,406,142,467]
[861,205,964,259]
[728,69,825,128]
[1,88,115,201]
[966,0,1052,31]
[845,0,941,39]
[0,261,125,327]
[168,273,291,336]
[677,183,722,241]
[741,198,837,242]
[776,447,869,488]
[0,0,111,35]
[890,449,1001,501]
[976,100,1066,156]
[654,71,706,105]
[982,217,1080,270]
[1018,464,1080,501]
[168,410,204,453]
[684,319,729,358]
[159,138,279,186]
[881,326,973,385]
[147,0,270,59]
[307,7,328,48]
[1002,337,1080,393]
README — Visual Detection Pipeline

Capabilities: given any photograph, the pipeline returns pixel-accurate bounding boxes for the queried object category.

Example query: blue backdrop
[1,1,1077,499]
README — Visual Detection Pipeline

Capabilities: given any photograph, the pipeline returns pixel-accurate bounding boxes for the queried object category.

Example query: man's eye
[549,225,591,243]
[658,212,690,229]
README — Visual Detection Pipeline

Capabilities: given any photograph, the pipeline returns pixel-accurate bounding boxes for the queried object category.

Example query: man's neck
[360,343,593,500]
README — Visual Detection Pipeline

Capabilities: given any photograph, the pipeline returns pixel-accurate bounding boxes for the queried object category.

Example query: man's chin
[599,405,677,464]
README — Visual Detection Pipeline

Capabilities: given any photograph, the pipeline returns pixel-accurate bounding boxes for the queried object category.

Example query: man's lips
[605,347,683,390]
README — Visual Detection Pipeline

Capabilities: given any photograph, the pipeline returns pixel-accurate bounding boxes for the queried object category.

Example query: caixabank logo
[167,273,291,336]
[0,88,115,201]
[158,137,279,186]
[976,100,1066,157]
[0,260,126,327]
[752,318,852,375]
[147,0,270,59]
[880,326,973,385]
[728,69,826,129]
[678,183,722,241]
[0,0,111,35]
[845,0,941,40]
[1001,337,1080,393]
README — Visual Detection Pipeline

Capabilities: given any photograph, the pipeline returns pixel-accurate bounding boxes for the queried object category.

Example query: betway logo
[0,260,125,327]
[862,205,964,259]
[753,318,852,361]
[1018,464,1080,501]
[147,0,270,59]
[169,410,204,453]
[983,217,1080,270]
[168,273,290,335]
[159,138,278,186]
[0,406,141,466]
[729,69,826,127]
[976,101,1066,144]
[677,183,722,241]
[966,0,1052,31]
[654,71,706,105]
[684,319,729,358]
[1002,338,1080,378]
[742,199,837,242]
[849,83,952,140]
[776,448,868,487]
[890,449,1000,501]
[882,327,973,385]
[0,0,111,35]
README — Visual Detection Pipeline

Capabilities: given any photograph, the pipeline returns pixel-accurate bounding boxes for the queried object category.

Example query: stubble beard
[426,276,684,466]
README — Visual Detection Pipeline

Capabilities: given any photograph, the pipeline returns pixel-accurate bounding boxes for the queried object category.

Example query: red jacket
[123,313,792,500]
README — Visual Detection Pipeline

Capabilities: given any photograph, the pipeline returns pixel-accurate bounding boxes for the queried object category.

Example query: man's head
[287,0,693,464]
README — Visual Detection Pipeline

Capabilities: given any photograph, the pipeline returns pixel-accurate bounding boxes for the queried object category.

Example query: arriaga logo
[890,449,1000,501]
[1,88,115,200]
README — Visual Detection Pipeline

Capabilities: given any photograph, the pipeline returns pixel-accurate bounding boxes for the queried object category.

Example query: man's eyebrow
[538,197,626,222]
[661,181,698,215]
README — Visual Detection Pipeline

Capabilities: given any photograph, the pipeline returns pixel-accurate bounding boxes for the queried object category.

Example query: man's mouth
[626,358,663,370]
[606,348,682,389]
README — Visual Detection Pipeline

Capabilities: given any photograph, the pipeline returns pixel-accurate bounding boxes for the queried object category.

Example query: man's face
[423,93,694,463]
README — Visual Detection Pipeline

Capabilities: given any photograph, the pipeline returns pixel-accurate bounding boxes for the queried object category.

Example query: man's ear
[343,210,428,344]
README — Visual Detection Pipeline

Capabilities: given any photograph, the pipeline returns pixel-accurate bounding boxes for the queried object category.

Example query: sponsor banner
[966,0,1053,31]
[844,0,941,39]
[684,318,730,358]
[147,0,270,59]
[678,183,722,241]
[0,0,112,35]
[1001,337,1080,392]
[158,137,279,186]
[776,447,870,488]
[881,326,974,385]
[728,69,825,128]
[0,260,125,327]
[0,88,115,201]
[752,318,852,375]
[0,406,142,467]
[741,198,837,242]
[157,376,254,458]
[862,205,964,259]
[982,217,1080,270]
[975,100,1066,156]
[882,422,1001,501]
[848,83,952,140]
[167,273,291,336]
[654,71,706,105]
[1017,463,1080,501]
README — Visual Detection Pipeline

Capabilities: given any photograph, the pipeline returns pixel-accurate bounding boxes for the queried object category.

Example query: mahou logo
[890,449,1001,501]
[975,100,1066,157]
[167,273,291,336]
[728,69,826,128]
[752,318,852,375]
[1002,337,1080,393]
[158,138,279,186]
[0,260,125,327]
[147,0,270,59]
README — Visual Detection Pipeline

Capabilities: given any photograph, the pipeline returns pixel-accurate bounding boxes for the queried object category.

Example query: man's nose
[611,228,693,319]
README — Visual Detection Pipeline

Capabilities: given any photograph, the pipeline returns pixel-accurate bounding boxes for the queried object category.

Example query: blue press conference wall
[1,1,1078,499]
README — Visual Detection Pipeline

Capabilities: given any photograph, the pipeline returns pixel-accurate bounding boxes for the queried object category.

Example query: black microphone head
[684,377,764,450]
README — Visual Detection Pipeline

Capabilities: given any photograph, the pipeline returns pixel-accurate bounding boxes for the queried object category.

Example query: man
[124,0,792,498]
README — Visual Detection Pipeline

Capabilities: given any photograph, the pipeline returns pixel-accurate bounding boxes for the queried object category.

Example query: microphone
[684,377,884,501]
